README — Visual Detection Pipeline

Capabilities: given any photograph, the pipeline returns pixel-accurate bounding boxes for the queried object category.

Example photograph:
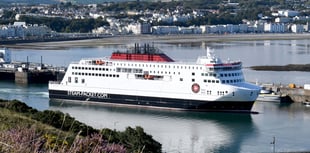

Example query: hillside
[0,99,161,153]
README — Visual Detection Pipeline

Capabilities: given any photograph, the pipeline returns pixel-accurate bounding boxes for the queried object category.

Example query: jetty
[0,48,65,84]
[259,83,310,103]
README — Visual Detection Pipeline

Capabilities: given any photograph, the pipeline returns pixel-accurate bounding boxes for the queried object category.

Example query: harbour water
[1,39,310,152]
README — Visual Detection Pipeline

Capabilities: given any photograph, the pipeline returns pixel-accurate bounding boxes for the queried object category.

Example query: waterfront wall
[261,84,310,103]
[280,88,310,103]
[1,68,64,84]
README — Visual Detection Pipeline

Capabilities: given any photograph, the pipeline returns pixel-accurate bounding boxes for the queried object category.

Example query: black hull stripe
[49,90,254,112]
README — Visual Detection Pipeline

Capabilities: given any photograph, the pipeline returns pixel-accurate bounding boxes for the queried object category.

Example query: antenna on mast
[206,47,214,58]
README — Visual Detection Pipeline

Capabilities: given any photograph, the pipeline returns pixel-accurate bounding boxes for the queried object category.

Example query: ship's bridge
[196,56,222,65]
[196,48,242,71]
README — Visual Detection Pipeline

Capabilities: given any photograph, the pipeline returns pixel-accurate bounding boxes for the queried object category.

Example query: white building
[291,24,304,33]
[264,23,286,33]
[179,26,202,34]
[151,26,179,34]
[277,10,299,17]
[275,17,291,23]
[0,48,11,63]
[0,22,52,38]
[252,23,264,33]
[127,23,151,35]
[239,24,249,33]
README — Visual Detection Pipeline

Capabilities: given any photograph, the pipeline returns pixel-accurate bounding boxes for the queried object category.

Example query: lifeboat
[144,75,154,80]
[95,60,104,65]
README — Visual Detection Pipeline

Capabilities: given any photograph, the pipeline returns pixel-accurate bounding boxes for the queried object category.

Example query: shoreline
[3,33,310,50]
[250,64,310,72]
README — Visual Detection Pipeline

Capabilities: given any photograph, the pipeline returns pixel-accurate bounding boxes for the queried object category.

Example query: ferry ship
[48,44,261,112]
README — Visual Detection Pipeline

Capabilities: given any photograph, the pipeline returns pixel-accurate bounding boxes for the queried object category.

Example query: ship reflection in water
[49,100,257,153]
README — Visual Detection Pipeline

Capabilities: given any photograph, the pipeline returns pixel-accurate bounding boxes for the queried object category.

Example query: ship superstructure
[49,44,260,112]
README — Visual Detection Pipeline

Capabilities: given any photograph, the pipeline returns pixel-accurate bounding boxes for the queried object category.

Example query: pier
[260,83,310,103]
[0,48,65,84]
[0,64,65,84]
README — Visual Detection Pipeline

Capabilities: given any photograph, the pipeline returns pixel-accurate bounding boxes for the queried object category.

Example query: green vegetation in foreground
[250,64,310,72]
[0,99,161,153]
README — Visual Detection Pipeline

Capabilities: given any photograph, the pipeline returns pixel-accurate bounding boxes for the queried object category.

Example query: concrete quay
[260,84,310,103]
[0,64,65,84]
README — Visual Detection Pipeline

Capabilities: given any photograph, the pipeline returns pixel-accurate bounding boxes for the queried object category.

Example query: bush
[0,99,38,114]
[100,126,162,153]
[0,126,126,153]
[120,126,161,153]
[31,110,98,136]
[0,99,162,152]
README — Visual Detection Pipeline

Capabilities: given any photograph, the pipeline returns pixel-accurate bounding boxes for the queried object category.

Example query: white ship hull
[48,45,261,112]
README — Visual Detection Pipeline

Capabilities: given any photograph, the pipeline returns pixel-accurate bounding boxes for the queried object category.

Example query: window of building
[192,79,195,82]
[81,79,85,84]
[192,72,195,76]
[68,77,71,83]
[180,78,183,81]
[75,77,78,83]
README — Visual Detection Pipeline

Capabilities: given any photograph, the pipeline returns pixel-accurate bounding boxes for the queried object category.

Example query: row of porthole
[116,63,203,70]
[72,66,110,71]
[220,73,242,77]
[201,72,242,78]
[71,72,119,78]
[222,79,243,84]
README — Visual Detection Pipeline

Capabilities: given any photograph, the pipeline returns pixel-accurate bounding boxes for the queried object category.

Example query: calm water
[1,39,310,152]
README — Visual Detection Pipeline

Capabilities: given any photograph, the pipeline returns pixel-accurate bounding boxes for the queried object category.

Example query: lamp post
[270,136,276,153]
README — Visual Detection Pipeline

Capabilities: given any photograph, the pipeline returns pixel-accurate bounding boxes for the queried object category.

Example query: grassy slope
[0,99,161,153]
